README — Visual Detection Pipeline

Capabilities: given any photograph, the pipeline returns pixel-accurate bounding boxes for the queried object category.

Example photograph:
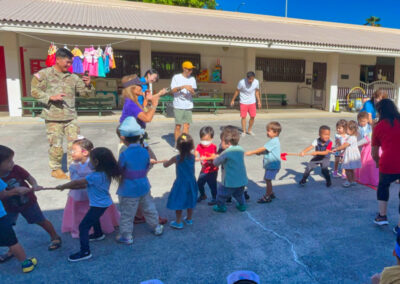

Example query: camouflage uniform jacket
[31,67,95,121]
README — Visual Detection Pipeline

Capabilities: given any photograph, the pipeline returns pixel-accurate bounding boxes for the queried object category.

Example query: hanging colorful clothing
[83,47,98,76]
[96,47,106,78]
[71,47,84,74]
[45,44,57,67]
[104,53,110,74]
[105,46,116,70]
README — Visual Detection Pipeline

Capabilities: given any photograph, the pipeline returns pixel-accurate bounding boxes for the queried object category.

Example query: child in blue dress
[163,134,198,229]
[57,147,120,262]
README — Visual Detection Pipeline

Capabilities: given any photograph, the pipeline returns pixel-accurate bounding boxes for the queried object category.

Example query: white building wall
[338,54,377,88]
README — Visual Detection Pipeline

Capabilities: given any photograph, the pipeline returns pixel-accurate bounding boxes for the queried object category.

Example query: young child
[333,120,348,179]
[371,236,400,284]
[213,126,248,213]
[0,145,61,260]
[195,126,218,206]
[62,138,120,239]
[299,125,333,187]
[355,111,379,187]
[116,117,163,244]
[0,179,37,273]
[164,134,198,229]
[56,147,120,262]
[246,122,281,203]
[116,127,167,226]
[333,120,361,188]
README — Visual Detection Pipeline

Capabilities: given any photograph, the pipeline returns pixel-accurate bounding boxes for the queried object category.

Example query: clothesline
[16,32,134,47]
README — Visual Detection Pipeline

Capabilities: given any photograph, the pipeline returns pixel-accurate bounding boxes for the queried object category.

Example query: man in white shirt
[170,61,197,146]
[230,71,262,136]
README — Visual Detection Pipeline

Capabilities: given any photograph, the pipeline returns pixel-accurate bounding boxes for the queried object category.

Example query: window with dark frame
[256,57,305,82]
[107,50,140,78]
[152,52,200,79]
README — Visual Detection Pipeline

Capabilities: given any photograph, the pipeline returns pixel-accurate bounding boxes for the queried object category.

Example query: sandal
[0,252,14,263]
[257,195,272,204]
[48,237,62,251]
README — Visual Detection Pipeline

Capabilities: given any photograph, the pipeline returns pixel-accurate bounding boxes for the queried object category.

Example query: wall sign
[30,59,46,74]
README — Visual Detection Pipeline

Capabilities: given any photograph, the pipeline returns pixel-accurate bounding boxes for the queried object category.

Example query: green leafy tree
[364,16,381,27]
[128,0,217,9]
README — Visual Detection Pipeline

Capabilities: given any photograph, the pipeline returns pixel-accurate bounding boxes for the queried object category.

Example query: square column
[245,47,256,73]
[394,57,400,107]
[325,53,339,112]
[140,40,152,76]
[3,32,22,116]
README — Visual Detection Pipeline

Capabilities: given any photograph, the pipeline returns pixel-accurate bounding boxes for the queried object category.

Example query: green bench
[21,97,45,117]
[21,97,113,117]
[75,97,113,116]
[262,93,288,106]
[157,96,226,114]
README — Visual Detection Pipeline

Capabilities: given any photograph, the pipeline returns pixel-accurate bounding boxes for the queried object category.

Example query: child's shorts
[264,169,279,180]
[7,201,46,225]
[0,215,18,247]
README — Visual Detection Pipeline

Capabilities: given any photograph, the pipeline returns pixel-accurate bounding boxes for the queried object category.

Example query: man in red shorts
[230,71,262,137]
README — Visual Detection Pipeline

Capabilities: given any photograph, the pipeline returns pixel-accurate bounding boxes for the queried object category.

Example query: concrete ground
[0,111,399,283]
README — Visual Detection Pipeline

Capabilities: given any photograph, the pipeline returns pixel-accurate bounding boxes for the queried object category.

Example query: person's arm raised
[137,96,159,123]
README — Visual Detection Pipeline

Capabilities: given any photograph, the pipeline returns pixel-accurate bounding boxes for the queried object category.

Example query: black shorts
[0,215,18,247]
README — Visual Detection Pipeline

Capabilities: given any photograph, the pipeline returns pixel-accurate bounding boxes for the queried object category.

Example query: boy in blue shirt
[116,117,164,245]
[0,178,37,273]
[246,122,282,203]
[213,126,248,212]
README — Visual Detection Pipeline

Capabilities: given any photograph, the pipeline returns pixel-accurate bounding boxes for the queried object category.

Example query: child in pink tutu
[62,138,120,238]
[356,111,379,187]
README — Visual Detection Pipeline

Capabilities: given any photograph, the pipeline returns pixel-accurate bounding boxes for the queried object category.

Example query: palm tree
[364,16,381,27]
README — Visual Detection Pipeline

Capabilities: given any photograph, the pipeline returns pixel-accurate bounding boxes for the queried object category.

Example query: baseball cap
[182,61,196,69]
[119,117,145,137]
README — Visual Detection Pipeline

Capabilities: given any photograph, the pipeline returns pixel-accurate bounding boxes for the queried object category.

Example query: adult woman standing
[372,99,400,234]
[360,89,388,125]
[138,69,166,107]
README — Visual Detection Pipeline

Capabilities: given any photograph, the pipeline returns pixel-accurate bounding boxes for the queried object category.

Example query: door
[0,46,8,110]
[312,62,327,90]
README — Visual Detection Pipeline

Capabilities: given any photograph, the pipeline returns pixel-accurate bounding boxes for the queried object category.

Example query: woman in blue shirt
[139,69,167,106]
[360,89,388,124]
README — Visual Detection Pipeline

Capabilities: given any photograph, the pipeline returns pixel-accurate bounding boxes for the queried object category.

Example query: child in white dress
[333,120,361,188]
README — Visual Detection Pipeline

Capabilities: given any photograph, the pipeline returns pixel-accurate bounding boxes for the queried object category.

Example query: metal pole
[285,0,288,17]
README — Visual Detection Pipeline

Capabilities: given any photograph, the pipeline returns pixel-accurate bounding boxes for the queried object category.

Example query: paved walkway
[0,113,398,283]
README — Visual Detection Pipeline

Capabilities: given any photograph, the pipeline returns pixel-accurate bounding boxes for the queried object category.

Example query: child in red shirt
[195,126,218,206]
[0,145,61,263]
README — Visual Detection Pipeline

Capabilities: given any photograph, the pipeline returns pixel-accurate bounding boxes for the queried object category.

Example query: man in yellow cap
[170,61,197,149]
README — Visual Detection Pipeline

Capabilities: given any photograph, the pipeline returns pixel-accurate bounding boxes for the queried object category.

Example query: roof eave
[1,22,400,57]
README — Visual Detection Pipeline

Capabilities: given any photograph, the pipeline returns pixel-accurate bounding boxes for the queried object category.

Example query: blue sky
[216,0,399,29]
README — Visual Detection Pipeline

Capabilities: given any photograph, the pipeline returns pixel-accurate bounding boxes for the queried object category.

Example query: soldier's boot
[51,169,68,179]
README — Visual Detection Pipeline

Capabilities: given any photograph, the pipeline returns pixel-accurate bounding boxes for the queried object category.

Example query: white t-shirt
[171,74,197,110]
[237,78,259,105]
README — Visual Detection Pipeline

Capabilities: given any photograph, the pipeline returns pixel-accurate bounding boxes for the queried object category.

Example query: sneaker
[247,131,255,136]
[332,171,340,178]
[169,221,184,229]
[326,179,332,187]
[68,251,92,262]
[213,205,227,213]
[197,195,207,202]
[244,191,250,200]
[51,169,68,179]
[226,197,232,203]
[207,199,217,206]
[299,179,307,187]
[89,234,105,242]
[154,224,164,236]
[342,181,351,188]
[374,214,389,226]
[116,235,134,245]
[22,257,37,273]
[393,226,400,235]
[241,132,247,138]
[183,217,193,225]
[236,204,247,212]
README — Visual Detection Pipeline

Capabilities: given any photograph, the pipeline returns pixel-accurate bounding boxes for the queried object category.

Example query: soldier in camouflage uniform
[31,48,94,179]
